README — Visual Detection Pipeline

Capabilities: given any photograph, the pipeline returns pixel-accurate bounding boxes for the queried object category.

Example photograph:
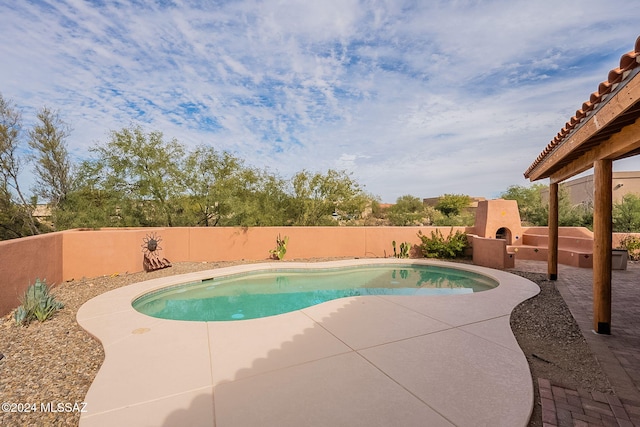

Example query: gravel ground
[0,259,612,427]
[508,270,612,427]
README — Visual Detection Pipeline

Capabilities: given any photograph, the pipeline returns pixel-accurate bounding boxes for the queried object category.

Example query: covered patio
[524,35,640,335]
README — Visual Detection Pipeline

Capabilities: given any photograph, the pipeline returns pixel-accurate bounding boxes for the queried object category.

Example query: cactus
[399,242,410,258]
[392,240,410,258]
[269,234,289,260]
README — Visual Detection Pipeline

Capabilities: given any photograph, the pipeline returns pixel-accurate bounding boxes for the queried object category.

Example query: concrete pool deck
[76,259,540,427]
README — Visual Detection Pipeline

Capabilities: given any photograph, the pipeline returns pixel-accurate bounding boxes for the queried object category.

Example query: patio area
[76,259,539,427]
[510,259,640,426]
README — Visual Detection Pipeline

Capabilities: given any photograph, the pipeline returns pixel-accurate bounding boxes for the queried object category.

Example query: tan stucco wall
[519,227,597,268]
[523,226,594,239]
[2,209,633,316]
[473,199,524,244]
[1,226,471,316]
[60,226,470,281]
[0,233,63,316]
[470,235,515,269]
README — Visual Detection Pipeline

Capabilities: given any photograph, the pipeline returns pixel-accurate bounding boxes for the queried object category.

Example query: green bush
[417,229,468,259]
[618,235,640,261]
[14,278,64,325]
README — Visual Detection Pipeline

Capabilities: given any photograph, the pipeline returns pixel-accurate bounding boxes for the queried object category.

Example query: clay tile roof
[524,36,640,179]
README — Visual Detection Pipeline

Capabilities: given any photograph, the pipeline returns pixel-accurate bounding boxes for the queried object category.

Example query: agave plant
[14,278,64,325]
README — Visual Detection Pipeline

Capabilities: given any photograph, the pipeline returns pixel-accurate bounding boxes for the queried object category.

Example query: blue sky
[2,0,640,203]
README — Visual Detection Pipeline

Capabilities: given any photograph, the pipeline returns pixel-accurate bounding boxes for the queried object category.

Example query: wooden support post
[548,182,559,281]
[593,159,612,335]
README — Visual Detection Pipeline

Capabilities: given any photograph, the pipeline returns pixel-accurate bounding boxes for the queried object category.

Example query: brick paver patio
[512,260,640,427]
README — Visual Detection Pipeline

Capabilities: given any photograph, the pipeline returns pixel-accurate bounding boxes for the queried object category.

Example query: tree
[227,168,291,226]
[0,93,39,236]
[290,169,368,225]
[252,171,292,226]
[501,183,593,228]
[558,187,592,229]
[182,149,293,227]
[0,182,30,239]
[500,184,548,225]
[86,126,185,227]
[28,107,72,208]
[387,195,426,226]
[613,194,640,232]
[435,194,471,217]
[53,156,125,230]
[182,146,245,226]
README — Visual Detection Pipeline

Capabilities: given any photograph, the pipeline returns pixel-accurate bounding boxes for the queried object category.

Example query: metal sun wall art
[141,232,172,272]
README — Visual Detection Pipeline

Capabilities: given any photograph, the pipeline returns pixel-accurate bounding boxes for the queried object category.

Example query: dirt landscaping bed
[0,259,612,426]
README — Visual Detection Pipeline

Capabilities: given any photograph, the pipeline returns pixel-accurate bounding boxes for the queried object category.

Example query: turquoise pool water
[132,264,498,321]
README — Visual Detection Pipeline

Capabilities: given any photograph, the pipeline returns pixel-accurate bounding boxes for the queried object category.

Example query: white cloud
[2,0,640,202]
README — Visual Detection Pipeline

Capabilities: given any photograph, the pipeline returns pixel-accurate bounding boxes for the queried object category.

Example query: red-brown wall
[3,225,636,316]
[0,226,471,316]
[0,233,63,316]
[470,235,516,269]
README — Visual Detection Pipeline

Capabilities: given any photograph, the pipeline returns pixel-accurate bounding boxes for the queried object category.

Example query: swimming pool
[78,259,539,426]
[133,264,498,321]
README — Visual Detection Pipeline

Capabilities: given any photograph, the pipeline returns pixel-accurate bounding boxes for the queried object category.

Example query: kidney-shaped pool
[133,264,498,321]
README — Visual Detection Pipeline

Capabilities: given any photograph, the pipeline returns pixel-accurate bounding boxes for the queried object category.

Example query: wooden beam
[548,182,558,280]
[593,159,612,335]
[528,72,640,181]
[550,122,640,184]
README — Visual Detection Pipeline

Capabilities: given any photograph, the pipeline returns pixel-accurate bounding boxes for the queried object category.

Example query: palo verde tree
[53,160,122,229]
[182,146,292,227]
[79,126,185,227]
[28,107,73,209]
[290,169,369,226]
[0,181,30,239]
[435,194,471,217]
[182,145,245,226]
[387,195,426,226]
[501,184,548,225]
[228,168,291,226]
[0,94,41,237]
[432,193,474,226]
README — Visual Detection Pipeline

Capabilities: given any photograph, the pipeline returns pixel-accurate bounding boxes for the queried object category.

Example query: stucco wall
[60,226,469,281]
[3,224,635,316]
[1,226,471,316]
[523,226,594,239]
[0,233,63,316]
[519,226,595,267]
[470,235,515,269]
[473,199,523,244]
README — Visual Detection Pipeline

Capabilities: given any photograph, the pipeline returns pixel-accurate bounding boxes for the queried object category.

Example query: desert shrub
[14,278,64,325]
[613,194,640,232]
[417,229,468,259]
[618,235,640,261]
[432,211,475,226]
